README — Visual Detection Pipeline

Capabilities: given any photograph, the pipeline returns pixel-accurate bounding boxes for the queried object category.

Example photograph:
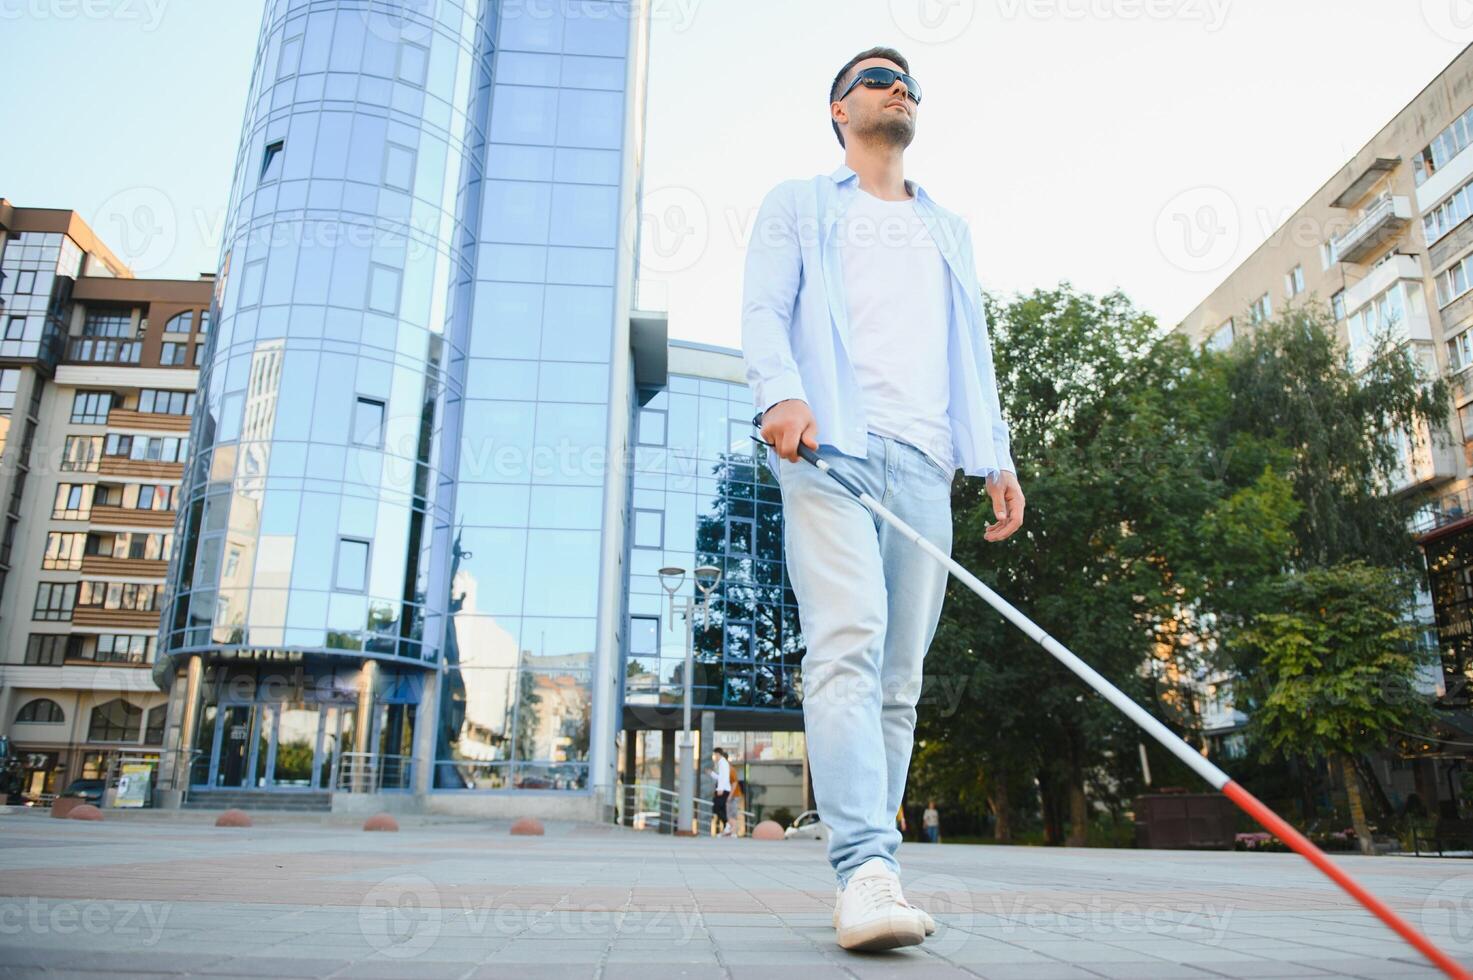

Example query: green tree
[1233,560,1436,853]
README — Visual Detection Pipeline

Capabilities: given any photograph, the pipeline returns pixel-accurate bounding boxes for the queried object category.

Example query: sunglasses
[837,66,922,106]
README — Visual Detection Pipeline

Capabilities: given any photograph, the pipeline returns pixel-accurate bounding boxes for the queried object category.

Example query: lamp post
[658,563,722,836]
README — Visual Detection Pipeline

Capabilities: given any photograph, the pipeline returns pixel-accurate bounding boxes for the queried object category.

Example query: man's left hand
[984,469,1025,542]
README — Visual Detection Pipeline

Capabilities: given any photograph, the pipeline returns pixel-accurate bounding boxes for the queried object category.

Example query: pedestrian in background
[923,801,940,843]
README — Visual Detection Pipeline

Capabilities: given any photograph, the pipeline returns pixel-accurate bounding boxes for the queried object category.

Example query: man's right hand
[761,399,818,462]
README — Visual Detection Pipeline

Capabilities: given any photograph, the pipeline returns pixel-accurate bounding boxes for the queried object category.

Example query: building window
[352,396,385,447]
[5,316,24,340]
[15,270,36,294]
[94,634,155,664]
[1284,265,1304,298]
[1206,318,1234,353]
[60,435,102,472]
[78,581,162,612]
[16,698,65,724]
[193,343,206,366]
[138,389,195,415]
[727,516,754,555]
[1448,329,1473,375]
[384,143,416,192]
[198,310,211,334]
[160,342,187,366]
[71,390,113,424]
[632,509,663,548]
[0,369,18,412]
[367,264,401,314]
[24,635,71,666]
[1415,103,1473,186]
[1330,290,1346,322]
[144,704,165,744]
[335,537,370,592]
[83,309,133,338]
[638,408,667,446]
[52,483,94,520]
[41,531,85,570]
[163,310,194,334]
[104,434,188,463]
[261,139,285,182]
[32,582,77,621]
[1436,254,1473,308]
[397,42,429,86]
[87,699,142,742]
[1248,293,1272,326]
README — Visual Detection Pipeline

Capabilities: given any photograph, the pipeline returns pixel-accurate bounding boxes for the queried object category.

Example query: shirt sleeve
[741,182,809,415]
[960,221,1014,475]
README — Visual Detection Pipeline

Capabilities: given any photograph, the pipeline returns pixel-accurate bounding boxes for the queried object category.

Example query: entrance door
[270,703,319,788]
[213,704,259,787]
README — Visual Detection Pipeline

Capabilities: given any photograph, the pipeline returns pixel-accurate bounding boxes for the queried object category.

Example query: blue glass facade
[159,0,648,799]
[624,361,805,715]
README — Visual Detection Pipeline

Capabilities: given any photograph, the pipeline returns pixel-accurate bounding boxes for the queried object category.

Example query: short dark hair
[829,46,910,149]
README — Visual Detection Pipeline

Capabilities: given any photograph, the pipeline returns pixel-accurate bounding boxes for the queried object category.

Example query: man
[923,800,941,844]
[741,46,1024,951]
[708,748,732,837]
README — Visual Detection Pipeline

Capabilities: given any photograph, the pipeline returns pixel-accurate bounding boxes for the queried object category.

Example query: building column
[159,655,204,808]
[412,667,439,799]
[0,681,15,739]
[622,728,638,827]
[699,710,715,802]
[354,659,379,792]
[660,727,676,833]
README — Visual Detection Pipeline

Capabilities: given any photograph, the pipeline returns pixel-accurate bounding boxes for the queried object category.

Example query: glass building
[151,0,807,818]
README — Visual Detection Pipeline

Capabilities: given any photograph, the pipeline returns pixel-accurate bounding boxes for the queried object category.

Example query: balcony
[1389,419,1458,496]
[1329,195,1412,264]
[67,337,141,365]
[89,505,176,529]
[98,457,184,480]
[79,555,169,578]
[107,407,191,433]
[1343,254,1424,312]
[72,606,161,629]
[1413,483,1473,537]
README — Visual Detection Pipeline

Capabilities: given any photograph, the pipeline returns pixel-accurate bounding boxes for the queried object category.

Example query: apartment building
[1175,44,1473,815]
[0,200,212,801]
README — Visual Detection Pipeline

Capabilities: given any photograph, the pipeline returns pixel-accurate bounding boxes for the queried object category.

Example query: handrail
[617,781,756,835]
[336,752,413,793]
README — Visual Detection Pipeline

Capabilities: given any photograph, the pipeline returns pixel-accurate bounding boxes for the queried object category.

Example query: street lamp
[658,563,722,836]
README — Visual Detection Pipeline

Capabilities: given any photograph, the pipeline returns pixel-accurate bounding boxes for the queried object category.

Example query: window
[1449,329,1473,374]
[94,634,155,664]
[160,342,187,366]
[1436,254,1473,308]
[638,408,667,446]
[104,434,188,463]
[1248,293,1272,325]
[1348,282,1412,357]
[163,310,194,334]
[198,310,211,334]
[352,396,385,447]
[85,531,171,561]
[61,435,102,472]
[52,483,94,520]
[144,704,165,744]
[193,344,206,366]
[5,316,24,340]
[1424,177,1473,244]
[1415,103,1473,186]
[16,698,64,724]
[15,270,35,294]
[33,582,76,621]
[42,531,85,570]
[1331,290,1346,322]
[137,389,195,416]
[71,390,113,424]
[25,635,71,666]
[78,581,162,612]
[1206,318,1234,353]
[261,139,285,182]
[384,143,416,192]
[129,484,176,511]
[397,42,429,86]
[335,537,370,592]
[367,264,401,314]
[1284,265,1304,298]
[0,369,19,412]
[632,509,662,548]
[83,309,133,338]
[727,516,754,555]
[88,699,142,742]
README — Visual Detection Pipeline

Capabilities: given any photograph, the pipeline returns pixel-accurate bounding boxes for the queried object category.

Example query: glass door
[270,703,319,788]
[213,704,259,787]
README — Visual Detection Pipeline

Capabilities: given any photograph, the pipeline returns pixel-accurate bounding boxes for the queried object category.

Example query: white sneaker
[831,858,927,950]
[832,875,936,936]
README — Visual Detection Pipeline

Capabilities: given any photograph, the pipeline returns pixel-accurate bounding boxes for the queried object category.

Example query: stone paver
[0,811,1471,978]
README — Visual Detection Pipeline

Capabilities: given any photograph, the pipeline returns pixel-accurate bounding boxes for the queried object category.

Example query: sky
[1,1,1469,346]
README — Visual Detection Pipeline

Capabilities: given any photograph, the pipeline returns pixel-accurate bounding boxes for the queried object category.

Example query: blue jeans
[777,431,954,887]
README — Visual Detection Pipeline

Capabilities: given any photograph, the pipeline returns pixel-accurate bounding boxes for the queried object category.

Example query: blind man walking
[741,46,1024,951]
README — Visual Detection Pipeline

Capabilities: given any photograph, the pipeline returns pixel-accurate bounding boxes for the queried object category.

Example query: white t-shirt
[837,186,954,475]
[713,755,731,792]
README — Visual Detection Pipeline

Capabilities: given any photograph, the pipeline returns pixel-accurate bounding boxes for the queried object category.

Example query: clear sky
[1,1,1468,344]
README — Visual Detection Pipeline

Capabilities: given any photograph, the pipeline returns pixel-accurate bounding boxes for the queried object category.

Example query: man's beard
[858,108,915,149]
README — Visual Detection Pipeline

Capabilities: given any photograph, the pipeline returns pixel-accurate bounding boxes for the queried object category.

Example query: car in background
[784,809,830,841]
[58,778,104,806]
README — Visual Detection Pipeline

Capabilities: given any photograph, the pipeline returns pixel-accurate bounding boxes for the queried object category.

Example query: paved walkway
[2,811,1472,979]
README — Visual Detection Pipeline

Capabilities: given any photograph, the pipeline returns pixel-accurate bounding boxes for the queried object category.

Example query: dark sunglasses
[837,66,922,106]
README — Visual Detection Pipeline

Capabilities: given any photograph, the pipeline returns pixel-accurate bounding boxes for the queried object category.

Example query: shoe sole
[835,915,926,951]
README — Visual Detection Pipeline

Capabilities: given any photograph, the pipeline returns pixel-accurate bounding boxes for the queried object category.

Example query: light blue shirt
[741,162,1014,481]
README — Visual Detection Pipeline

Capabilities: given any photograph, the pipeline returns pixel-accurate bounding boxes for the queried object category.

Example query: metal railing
[615,781,756,836]
[335,752,414,793]
[1412,484,1473,535]
[1330,193,1404,262]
